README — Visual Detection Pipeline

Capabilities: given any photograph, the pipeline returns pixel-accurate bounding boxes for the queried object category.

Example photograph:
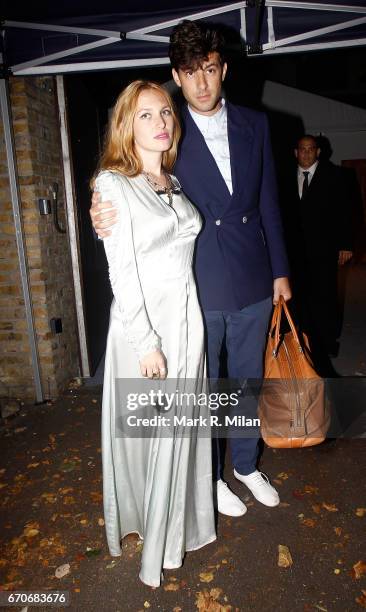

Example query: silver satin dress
[95,170,216,587]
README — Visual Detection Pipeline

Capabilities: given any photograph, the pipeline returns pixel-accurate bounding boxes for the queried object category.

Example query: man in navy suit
[91,21,291,517]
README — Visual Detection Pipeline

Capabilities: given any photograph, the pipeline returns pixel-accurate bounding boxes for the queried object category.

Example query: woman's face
[133,89,174,158]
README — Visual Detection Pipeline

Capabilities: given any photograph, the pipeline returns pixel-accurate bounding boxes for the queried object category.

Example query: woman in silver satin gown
[92,81,216,587]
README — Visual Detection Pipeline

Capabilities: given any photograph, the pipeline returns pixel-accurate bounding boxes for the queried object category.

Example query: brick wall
[0,77,80,400]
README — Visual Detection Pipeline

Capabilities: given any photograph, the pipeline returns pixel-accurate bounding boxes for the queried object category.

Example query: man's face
[172,52,227,116]
[295,138,320,169]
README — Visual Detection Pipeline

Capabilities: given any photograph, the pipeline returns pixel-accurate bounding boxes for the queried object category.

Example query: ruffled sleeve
[95,171,161,360]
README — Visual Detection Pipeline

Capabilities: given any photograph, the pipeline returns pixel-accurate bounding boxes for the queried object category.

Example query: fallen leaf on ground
[63,496,76,505]
[0,579,24,590]
[106,559,120,569]
[23,528,39,538]
[322,503,338,512]
[356,590,366,608]
[27,463,40,468]
[334,527,342,536]
[356,508,366,518]
[304,485,319,494]
[164,582,180,591]
[301,518,316,528]
[41,492,57,504]
[143,602,151,608]
[278,545,293,568]
[352,561,366,580]
[90,491,103,503]
[55,563,70,578]
[277,472,289,480]
[312,504,322,514]
[196,588,232,612]
[199,572,215,583]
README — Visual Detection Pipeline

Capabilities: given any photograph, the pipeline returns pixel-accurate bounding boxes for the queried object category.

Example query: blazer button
[215,219,221,226]
[242,216,247,223]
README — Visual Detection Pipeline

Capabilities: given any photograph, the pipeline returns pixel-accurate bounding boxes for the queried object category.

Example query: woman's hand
[139,350,167,379]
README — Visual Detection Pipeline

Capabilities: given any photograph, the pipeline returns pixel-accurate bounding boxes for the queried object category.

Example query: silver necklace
[142,170,174,206]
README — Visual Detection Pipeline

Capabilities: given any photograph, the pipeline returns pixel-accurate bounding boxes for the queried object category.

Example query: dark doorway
[341,159,366,263]
[64,68,171,375]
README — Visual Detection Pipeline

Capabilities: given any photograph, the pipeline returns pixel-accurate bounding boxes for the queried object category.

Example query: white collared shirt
[188,98,233,195]
[297,161,318,198]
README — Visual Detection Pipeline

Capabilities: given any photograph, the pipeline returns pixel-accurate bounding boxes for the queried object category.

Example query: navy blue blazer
[174,102,289,311]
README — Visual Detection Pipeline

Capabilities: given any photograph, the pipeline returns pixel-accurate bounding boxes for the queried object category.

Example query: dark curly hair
[169,20,225,71]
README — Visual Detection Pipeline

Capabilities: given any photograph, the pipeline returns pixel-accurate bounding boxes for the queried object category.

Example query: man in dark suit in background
[281,135,353,375]
[91,20,291,517]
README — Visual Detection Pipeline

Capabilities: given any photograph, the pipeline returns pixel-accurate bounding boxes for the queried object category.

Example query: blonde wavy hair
[92,80,181,184]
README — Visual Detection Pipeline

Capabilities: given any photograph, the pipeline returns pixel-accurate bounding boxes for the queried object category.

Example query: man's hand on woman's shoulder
[90,191,118,238]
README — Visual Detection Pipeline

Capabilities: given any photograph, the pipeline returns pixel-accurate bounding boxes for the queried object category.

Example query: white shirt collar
[298,160,318,177]
[188,98,227,133]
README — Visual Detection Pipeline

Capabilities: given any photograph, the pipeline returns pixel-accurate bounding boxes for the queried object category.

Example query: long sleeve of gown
[95,170,161,360]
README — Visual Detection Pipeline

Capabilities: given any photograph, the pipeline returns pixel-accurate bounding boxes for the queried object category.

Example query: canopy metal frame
[4,1,366,76]
[262,1,366,54]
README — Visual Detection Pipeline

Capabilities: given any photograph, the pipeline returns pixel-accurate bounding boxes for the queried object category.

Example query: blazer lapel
[226,102,254,197]
[180,106,232,214]
[182,106,231,194]
[300,162,321,201]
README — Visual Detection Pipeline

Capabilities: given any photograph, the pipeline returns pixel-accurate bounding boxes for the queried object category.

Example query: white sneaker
[215,479,247,517]
[234,469,280,507]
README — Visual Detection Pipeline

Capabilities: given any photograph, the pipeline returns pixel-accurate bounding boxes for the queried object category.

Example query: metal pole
[56,75,90,377]
[0,77,44,402]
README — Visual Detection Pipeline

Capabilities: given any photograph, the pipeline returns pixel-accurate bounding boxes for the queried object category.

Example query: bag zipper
[283,338,305,431]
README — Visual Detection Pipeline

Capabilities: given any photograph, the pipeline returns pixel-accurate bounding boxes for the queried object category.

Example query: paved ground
[0,264,365,612]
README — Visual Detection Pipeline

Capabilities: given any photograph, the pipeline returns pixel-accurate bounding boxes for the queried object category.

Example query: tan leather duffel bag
[258,296,330,448]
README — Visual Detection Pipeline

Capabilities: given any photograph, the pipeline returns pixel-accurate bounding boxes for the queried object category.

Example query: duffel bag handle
[270,296,303,357]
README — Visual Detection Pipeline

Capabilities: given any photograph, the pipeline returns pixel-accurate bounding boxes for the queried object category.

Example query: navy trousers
[203,296,273,478]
